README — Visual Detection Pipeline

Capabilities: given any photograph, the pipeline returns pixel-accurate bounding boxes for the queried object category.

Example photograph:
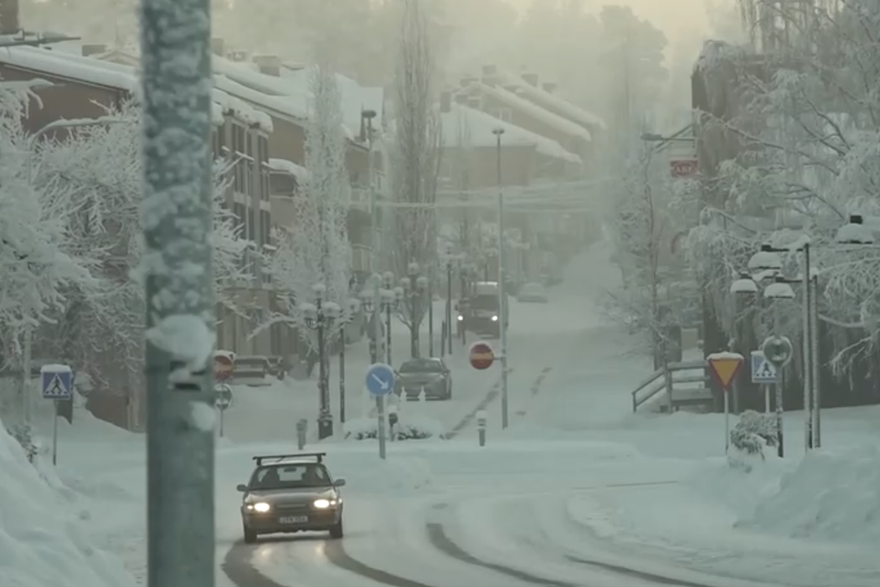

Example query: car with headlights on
[237,452,345,543]
[395,357,452,400]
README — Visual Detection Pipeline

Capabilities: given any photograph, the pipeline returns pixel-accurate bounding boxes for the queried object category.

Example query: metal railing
[630,359,712,413]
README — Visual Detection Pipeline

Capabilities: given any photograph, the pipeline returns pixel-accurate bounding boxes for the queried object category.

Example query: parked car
[232,356,273,387]
[516,282,548,303]
[395,357,452,400]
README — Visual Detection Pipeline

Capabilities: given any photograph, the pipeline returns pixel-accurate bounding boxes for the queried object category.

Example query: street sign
[214,383,232,410]
[670,158,698,178]
[469,341,495,370]
[707,352,743,392]
[750,350,779,384]
[762,336,793,367]
[41,364,73,400]
[214,351,234,382]
[365,363,396,397]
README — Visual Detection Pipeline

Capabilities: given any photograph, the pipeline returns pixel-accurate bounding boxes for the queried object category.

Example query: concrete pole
[140,0,215,585]
[493,128,509,429]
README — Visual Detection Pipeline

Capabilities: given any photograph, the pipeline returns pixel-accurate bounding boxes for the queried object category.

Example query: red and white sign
[214,351,235,381]
[469,342,495,370]
[670,158,698,178]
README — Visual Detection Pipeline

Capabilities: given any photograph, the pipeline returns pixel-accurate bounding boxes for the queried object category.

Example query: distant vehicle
[237,453,346,543]
[458,281,508,337]
[395,357,452,400]
[516,282,548,303]
[231,356,273,387]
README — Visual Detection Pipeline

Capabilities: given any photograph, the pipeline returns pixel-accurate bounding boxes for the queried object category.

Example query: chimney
[81,43,108,57]
[210,37,225,56]
[542,81,557,93]
[0,0,20,34]
[253,54,281,76]
[439,90,452,113]
[522,73,539,86]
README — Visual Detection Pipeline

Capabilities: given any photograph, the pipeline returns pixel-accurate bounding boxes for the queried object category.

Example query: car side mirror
[333,478,346,487]
[236,484,248,492]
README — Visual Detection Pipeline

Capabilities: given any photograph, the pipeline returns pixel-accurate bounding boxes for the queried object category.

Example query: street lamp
[835,214,874,244]
[300,283,341,440]
[361,108,383,366]
[492,127,510,430]
[337,297,360,426]
[762,274,796,458]
[363,272,401,366]
[400,262,429,358]
[441,244,464,356]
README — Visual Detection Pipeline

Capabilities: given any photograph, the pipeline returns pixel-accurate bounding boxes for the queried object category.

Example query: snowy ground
[7,240,880,587]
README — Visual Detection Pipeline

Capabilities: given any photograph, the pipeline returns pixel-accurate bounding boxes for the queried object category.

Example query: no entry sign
[469,342,495,370]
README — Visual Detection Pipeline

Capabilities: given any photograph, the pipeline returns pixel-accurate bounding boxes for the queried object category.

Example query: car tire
[243,526,257,544]
[329,518,344,539]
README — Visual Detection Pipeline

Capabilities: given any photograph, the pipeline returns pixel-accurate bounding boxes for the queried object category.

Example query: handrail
[631,360,709,412]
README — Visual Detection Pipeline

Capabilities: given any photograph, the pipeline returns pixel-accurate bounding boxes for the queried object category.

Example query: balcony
[350,243,371,273]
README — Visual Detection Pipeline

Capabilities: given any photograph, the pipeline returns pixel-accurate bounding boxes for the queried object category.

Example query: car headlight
[457,315,463,321]
[252,502,270,512]
[491,315,498,321]
[313,499,331,508]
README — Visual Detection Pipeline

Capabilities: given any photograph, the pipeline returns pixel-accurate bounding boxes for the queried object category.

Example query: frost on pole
[140,0,216,378]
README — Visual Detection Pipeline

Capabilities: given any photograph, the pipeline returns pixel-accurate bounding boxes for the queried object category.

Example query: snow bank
[0,419,136,587]
[343,414,447,441]
[740,446,880,543]
[330,453,433,493]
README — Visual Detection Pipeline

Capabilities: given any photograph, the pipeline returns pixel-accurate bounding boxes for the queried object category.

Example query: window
[259,135,270,200]
[249,464,330,490]
[260,210,270,247]
[270,172,297,195]
[232,203,246,230]
[246,207,255,241]
[490,108,512,122]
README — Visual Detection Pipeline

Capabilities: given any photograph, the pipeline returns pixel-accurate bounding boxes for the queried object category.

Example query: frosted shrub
[729,410,777,471]
[343,415,446,441]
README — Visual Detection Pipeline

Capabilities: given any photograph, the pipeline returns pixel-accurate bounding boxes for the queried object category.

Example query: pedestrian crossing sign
[40,365,73,400]
[751,351,779,384]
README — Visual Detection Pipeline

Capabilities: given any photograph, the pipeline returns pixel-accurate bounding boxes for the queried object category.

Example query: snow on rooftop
[475,82,592,141]
[281,65,385,133]
[440,104,580,164]
[0,46,271,131]
[268,158,308,179]
[503,73,606,130]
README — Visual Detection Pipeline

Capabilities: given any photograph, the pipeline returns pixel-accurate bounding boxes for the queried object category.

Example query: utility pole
[492,127,509,429]
[140,1,215,587]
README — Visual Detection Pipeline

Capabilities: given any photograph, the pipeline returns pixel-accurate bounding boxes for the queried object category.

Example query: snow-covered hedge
[343,415,446,441]
[729,410,778,471]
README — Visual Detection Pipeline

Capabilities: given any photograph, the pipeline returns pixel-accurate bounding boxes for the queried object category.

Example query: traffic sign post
[214,351,234,382]
[41,364,73,466]
[365,363,396,460]
[707,352,743,455]
[469,341,495,370]
[750,350,778,413]
[213,384,232,437]
[762,336,793,458]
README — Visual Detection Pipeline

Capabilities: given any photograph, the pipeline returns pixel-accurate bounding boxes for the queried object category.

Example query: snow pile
[740,446,880,543]
[0,418,136,587]
[330,452,433,493]
[343,414,447,441]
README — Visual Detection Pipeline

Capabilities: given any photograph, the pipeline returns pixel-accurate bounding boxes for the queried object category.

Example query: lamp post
[492,126,509,429]
[338,297,360,426]
[400,262,428,358]
[363,272,402,366]
[361,108,382,366]
[20,116,128,428]
[300,284,341,440]
[442,244,461,356]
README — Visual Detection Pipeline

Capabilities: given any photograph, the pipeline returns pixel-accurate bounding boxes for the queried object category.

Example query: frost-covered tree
[388,0,442,357]
[690,1,880,376]
[31,100,249,394]
[266,60,351,371]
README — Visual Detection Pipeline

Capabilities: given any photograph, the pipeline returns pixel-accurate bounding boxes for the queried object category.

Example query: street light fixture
[300,283,340,440]
[400,262,428,358]
[835,214,874,244]
[763,276,796,300]
[729,272,758,295]
[747,244,783,273]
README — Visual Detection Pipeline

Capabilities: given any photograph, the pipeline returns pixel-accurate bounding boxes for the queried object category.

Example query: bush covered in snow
[728,410,777,470]
[343,415,446,441]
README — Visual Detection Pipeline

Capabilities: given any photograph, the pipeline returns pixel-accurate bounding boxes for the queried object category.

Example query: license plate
[278,515,307,524]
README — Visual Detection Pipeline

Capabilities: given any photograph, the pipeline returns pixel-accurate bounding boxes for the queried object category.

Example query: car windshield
[236,358,266,366]
[400,359,443,373]
[470,295,498,310]
[249,463,330,490]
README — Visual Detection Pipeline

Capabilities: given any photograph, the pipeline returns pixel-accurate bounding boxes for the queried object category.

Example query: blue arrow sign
[365,363,396,397]
[41,365,73,400]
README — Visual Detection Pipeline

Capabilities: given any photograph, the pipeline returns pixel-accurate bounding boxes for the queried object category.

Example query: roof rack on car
[252,452,326,466]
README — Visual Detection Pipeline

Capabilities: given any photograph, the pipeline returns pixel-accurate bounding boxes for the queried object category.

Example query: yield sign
[707,353,743,392]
